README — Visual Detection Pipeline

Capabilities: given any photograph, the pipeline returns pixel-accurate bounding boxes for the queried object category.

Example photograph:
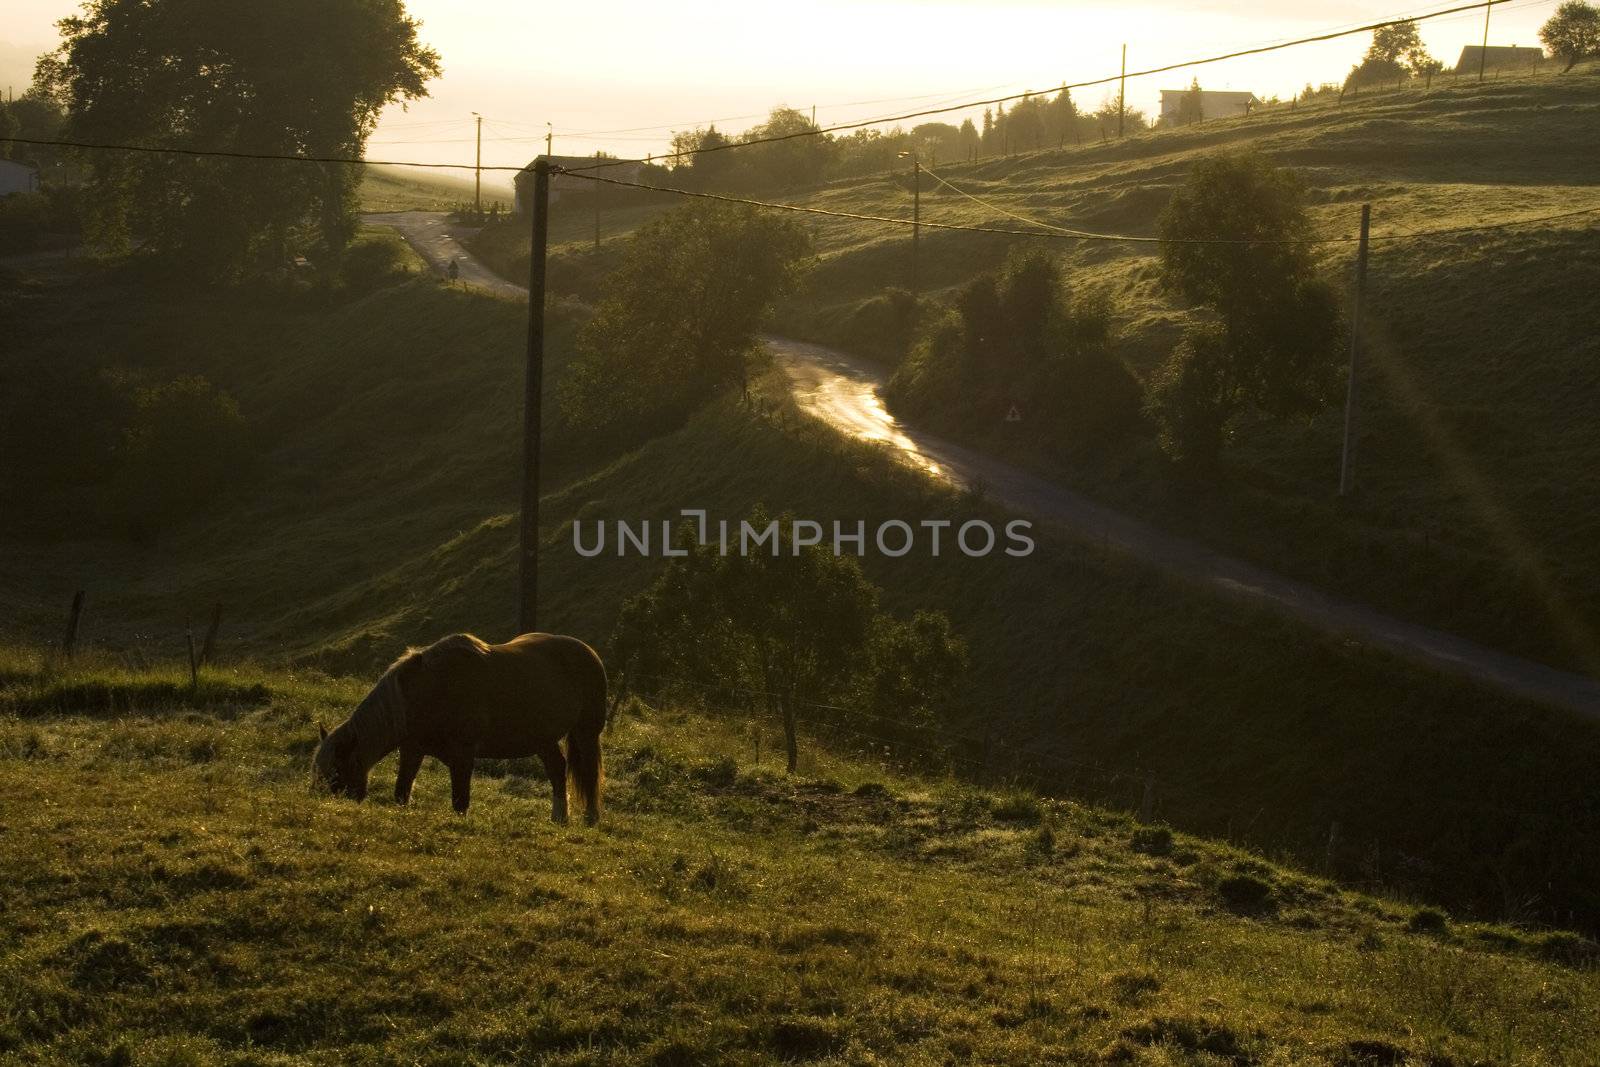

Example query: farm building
[514,155,645,213]
[1455,45,1545,73]
[0,159,40,196]
[1158,89,1258,123]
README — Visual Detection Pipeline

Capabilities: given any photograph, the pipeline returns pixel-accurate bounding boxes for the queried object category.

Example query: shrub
[339,236,412,294]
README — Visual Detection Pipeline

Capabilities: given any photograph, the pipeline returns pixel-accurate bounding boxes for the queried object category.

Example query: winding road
[378,211,1600,719]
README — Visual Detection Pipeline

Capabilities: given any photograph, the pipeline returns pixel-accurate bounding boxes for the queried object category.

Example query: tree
[37,0,439,278]
[613,509,967,772]
[740,107,831,190]
[559,202,811,444]
[1173,79,1205,126]
[1347,18,1439,87]
[889,247,1141,453]
[1153,150,1344,464]
[1541,1,1600,71]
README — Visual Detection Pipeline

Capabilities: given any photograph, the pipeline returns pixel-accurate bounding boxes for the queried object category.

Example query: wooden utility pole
[521,159,551,634]
[1479,2,1492,82]
[545,123,553,160]
[594,150,601,251]
[473,113,483,217]
[1118,44,1127,138]
[1339,203,1371,497]
[911,159,921,297]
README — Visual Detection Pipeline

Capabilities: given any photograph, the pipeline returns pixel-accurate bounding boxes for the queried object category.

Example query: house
[0,159,40,196]
[1454,45,1545,73]
[1158,89,1258,124]
[514,154,645,213]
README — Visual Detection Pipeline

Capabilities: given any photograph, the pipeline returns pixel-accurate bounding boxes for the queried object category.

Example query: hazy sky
[2,0,1559,176]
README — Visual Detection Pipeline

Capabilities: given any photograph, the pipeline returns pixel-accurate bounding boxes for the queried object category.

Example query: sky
[2,0,1561,178]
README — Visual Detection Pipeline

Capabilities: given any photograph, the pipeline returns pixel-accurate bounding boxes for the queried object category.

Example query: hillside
[4,263,1600,929]
[468,72,1600,680]
[3,650,1597,1064]
[358,165,515,214]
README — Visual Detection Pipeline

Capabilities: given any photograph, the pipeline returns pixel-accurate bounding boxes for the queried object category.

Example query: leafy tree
[1153,150,1344,464]
[613,509,967,772]
[559,202,811,444]
[739,107,831,189]
[37,0,439,278]
[1347,18,1439,87]
[889,248,1141,453]
[670,124,736,185]
[1541,1,1600,71]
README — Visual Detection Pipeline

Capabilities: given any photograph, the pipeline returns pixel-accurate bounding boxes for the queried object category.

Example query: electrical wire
[557,166,1600,246]
[560,0,1529,174]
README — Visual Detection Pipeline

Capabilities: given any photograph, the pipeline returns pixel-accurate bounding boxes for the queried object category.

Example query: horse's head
[311,721,369,801]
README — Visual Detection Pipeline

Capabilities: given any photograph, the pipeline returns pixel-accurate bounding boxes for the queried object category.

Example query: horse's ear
[318,721,328,742]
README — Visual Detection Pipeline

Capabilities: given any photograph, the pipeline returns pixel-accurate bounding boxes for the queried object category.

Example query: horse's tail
[565,643,607,826]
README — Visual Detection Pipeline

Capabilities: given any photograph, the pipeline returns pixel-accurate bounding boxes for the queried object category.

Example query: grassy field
[358,166,515,214]
[2,647,1597,1065]
[4,263,1600,929]
[467,71,1600,679]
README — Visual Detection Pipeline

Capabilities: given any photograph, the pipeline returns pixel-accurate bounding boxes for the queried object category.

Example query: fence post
[185,627,199,691]
[1138,776,1156,822]
[198,602,223,667]
[1324,820,1342,872]
[61,590,85,658]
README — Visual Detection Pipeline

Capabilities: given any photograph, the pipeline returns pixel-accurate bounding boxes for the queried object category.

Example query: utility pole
[545,122,553,160]
[521,159,551,633]
[594,149,602,251]
[1118,44,1127,138]
[1339,203,1371,497]
[472,113,483,217]
[912,159,921,297]
[1479,2,1492,82]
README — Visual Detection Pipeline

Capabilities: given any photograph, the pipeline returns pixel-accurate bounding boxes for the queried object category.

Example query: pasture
[2,646,1598,1065]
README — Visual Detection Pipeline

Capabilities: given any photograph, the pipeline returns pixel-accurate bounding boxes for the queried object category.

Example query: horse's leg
[538,739,569,825]
[394,745,423,805]
[447,748,476,815]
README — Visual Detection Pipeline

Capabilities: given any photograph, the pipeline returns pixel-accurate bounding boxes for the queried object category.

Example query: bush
[888,248,1141,454]
[339,236,412,294]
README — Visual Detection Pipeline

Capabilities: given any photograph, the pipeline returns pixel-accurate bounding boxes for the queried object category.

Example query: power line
[560,0,1527,174]
[558,166,1600,246]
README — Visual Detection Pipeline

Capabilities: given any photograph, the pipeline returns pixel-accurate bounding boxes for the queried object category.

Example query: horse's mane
[387,632,491,674]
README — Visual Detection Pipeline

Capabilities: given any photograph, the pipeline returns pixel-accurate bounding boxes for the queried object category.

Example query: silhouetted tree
[1151,150,1344,464]
[1541,1,1600,71]
[37,0,440,278]
[560,203,811,443]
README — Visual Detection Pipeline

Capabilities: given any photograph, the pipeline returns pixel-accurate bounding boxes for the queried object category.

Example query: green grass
[358,165,514,214]
[4,262,1600,928]
[465,71,1600,678]
[2,648,1597,1064]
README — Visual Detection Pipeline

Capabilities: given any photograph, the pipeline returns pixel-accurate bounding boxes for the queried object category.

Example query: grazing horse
[311,632,606,825]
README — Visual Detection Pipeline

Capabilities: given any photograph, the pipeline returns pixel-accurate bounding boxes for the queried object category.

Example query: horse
[311,632,607,825]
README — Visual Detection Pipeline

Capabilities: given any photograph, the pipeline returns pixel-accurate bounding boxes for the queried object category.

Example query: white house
[1159,89,1259,124]
[0,159,40,196]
